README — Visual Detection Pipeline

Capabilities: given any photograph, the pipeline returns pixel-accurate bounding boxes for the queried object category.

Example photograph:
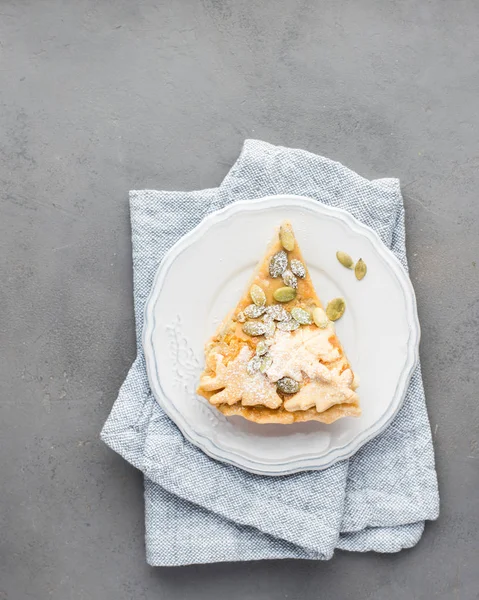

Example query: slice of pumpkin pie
[197,221,360,424]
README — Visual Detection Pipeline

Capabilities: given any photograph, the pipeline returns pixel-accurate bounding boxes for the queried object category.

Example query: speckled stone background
[1,1,478,599]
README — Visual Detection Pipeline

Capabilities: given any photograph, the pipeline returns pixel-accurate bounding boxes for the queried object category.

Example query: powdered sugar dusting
[266,328,339,382]
[264,327,358,412]
[284,372,357,413]
[200,346,282,409]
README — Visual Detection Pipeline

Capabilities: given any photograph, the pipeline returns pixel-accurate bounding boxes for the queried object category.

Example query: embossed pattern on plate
[142,196,420,475]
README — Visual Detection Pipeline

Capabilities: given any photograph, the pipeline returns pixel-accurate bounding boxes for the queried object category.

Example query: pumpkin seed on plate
[355,258,367,280]
[242,321,267,337]
[273,286,297,303]
[236,311,246,323]
[325,297,346,321]
[312,306,329,328]
[269,250,288,278]
[244,303,267,318]
[291,307,313,325]
[336,250,354,269]
[290,258,306,278]
[250,284,266,306]
[277,377,300,394]
[279,223,295,251]
[282,269,298,289]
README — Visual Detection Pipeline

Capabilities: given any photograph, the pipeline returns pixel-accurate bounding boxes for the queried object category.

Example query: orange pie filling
[197,222,361,424]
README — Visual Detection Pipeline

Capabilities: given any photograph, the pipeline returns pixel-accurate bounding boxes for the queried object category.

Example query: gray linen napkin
[101,140,439,566]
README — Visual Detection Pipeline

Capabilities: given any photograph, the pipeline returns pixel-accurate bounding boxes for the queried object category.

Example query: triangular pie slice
[197,221,360,424]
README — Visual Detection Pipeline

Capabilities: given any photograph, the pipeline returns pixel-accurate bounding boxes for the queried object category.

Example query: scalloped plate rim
[142,195,420,475]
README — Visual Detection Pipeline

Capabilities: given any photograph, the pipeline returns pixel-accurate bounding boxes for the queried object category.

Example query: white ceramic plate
[143,195,420,475]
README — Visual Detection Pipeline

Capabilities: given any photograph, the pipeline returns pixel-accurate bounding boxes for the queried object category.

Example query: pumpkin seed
[264,319,276,338]
[242,321,267,336]
[250,284,266,306]
[336,250,354,269]
[312,306,329,329]
[255,340,268,356]
[291,307,313,325]
[246,355,262,375]
[260,354,273,373]
[244,304,266,318]
[273,286,297,303]
[290,258,306,278]
[236,311,246,323]
[279,223,295,251]
[277,318,300,332]
[277,377,300,394]
[282,269,298,289]
[266,305,290,322]
[269,250,288,278]
[355,258,367,280]
[325,297,346,321]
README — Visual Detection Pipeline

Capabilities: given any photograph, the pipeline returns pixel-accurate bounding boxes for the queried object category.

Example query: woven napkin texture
[101,139,439,566]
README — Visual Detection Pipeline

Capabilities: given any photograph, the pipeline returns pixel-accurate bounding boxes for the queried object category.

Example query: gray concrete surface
[1,1,478,598]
